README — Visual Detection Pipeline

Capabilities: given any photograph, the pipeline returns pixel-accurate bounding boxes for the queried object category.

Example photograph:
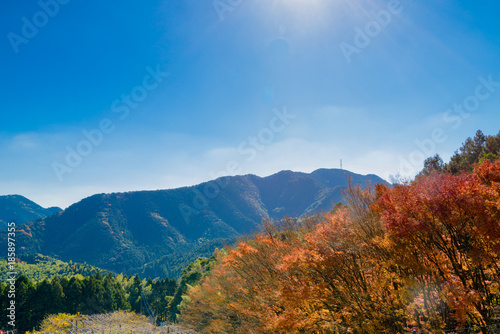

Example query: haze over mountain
[0,195,62,230]
[3,168,386,278]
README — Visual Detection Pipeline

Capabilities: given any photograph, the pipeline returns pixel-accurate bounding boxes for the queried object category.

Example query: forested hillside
[0,254,109,283]
[2,169,385,278]
[0,195,61,230]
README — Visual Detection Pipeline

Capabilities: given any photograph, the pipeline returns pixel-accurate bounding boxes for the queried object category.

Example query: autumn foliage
[181,159,500,333]
[378,159,500,330]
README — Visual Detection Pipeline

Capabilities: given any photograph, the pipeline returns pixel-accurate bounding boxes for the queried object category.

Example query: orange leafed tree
[181,188,409,333]
[377,159,500,330]
[181,218,321,333]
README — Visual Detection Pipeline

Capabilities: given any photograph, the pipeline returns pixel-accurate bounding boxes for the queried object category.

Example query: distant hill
[0,254,110,283]
[2,169,387,278]
[0,195,62,230]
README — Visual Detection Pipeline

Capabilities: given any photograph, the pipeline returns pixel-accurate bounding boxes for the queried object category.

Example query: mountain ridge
[2,168,387,278]
[0,194,62,230]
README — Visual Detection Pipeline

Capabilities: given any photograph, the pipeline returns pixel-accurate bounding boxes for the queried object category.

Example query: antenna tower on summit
[340,159,343,170]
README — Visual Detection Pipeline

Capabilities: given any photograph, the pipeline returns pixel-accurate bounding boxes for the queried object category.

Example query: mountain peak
[2,168,386,278]
[0,195,62,229]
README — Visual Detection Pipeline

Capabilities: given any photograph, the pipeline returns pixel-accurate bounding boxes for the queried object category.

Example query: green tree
[16,275,36,332]
[51,276,66,313]
[80,274,106,314]
[0,282,9,329]
[480,132,500,162]
[169,256,217,322]
[65,276,83,313]
[418,154,444,178]
[169,281,187,322]
[445,130,486,174]
[127,274,142,313]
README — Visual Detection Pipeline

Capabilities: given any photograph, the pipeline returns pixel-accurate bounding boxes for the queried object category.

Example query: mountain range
[0,194,61,230]
[1,169,387,278]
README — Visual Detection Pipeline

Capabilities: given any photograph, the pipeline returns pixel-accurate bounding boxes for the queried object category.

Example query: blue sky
[1,0,500,208]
